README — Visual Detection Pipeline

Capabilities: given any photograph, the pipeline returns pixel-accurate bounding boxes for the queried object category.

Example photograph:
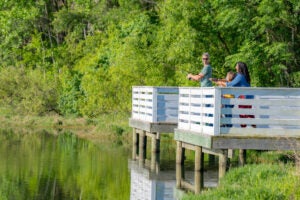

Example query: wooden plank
[180,180,195,193]
[221,117,300,126]
[129,118,177,133]
[157,87,179,94]
[220,87,300,96]
[174,129,212,148]
[220,127,300,135]
[212,136,300,150]
[222,98,300,106]
[156,109,178,115]
[221,107,300,116]
[157,94,179,101]
[150,122,177,133]
[157,101,178,108]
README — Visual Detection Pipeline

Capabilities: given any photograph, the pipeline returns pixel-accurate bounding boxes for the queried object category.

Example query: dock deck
[129,86,300,194]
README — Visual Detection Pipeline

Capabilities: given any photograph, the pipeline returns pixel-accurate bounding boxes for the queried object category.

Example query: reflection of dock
[129,86,300,194]
[129,160,218,200]
[129,160,176,200]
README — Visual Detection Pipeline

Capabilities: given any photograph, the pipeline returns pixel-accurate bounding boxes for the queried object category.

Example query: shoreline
[0,113,132,144]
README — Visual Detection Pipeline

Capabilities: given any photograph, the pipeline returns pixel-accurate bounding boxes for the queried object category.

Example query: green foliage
[58,67,82,116]
[0,0,300,116]
[184,164,300,200]
[0,67,58,115]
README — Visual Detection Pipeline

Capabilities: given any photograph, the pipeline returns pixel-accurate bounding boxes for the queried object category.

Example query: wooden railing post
[213,88,221,135]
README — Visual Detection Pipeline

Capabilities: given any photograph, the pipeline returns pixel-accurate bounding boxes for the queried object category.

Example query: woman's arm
[226,74,243,87]
[210,78,227,87]
[216,79,226,87]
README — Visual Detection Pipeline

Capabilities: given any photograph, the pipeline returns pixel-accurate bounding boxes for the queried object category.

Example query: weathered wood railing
[131,86,300,136]
[178,87,300,136]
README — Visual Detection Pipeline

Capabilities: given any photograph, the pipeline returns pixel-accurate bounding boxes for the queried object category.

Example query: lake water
[0,130,217,200]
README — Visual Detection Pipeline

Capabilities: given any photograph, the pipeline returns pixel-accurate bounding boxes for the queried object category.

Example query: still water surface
[0,130,217,200]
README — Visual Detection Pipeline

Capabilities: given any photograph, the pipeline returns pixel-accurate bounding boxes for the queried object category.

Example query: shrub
[0,67,59,116]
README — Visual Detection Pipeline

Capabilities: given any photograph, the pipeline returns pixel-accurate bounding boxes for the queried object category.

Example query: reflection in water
[0,129,219,200]
[129,160,218,200]
[129,160,176,200]
[0,129,130,200]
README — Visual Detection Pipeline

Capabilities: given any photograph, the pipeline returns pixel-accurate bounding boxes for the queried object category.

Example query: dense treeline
[0,0,299,116]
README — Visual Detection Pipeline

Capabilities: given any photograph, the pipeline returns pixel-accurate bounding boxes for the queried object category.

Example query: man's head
[202,52,210,65]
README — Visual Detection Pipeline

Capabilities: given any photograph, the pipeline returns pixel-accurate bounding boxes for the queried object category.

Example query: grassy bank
[183,150,300,200]
[184,163,300,200]
[0,112,132,146]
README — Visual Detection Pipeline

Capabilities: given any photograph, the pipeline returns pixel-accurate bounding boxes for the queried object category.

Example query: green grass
[183,151,300,200]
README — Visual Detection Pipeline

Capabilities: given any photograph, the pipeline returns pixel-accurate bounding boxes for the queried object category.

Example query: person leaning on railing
[187,52,214,126]
[211,71,236,127]
[213,62,256,128]
[187,52,212,87]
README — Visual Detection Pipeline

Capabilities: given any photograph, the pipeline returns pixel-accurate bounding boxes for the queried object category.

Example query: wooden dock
[129,86,300,194]
[130,86,178,172]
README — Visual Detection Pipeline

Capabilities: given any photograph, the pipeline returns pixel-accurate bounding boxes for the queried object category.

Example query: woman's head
[235,62,250,84]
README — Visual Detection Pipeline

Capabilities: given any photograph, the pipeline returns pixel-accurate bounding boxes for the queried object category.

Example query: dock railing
[131,86,300,136]
[131,86,179,123]
[178,87,300,136]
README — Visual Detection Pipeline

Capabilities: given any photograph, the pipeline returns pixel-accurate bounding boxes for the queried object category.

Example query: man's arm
[187,73,204,81]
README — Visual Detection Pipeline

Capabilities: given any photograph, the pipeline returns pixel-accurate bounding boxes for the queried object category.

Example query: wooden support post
[228,149,234,159]
[208,155,216,167]
[239,149,246,166]
[176,141,184,188]
[132,128,138,160]
[219,150,228,179]
[150,133,160,172]
[194,146,204,194]
[151,133,159,154]
[139,131,147,166]
[156,137,160,172]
